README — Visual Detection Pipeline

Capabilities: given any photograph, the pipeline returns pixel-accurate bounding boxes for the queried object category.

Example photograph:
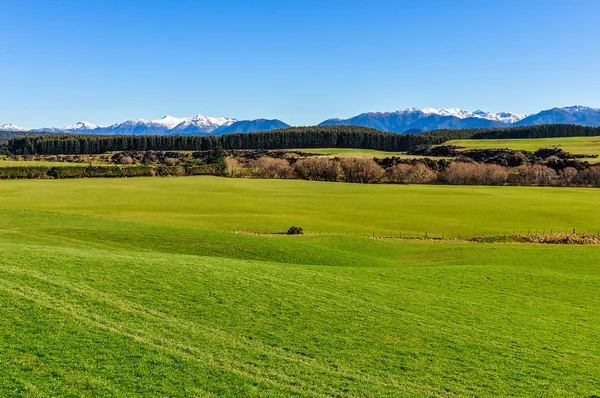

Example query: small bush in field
[287,226,303,235]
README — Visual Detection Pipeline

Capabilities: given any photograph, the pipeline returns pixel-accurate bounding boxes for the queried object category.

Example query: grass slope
[287,148,406,157]
[287,148,450,160]
[0,160,88,167]
[1,177,600,397]
[1,177,599,237]
[447,136,600,163]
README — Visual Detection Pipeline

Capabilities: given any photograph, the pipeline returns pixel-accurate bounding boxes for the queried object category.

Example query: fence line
[221,226,600,240]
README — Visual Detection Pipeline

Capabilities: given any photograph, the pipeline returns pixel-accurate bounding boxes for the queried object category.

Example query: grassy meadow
[447,136,600,162]
[1,176,600,397]
[288,148,402,156]
[287,148,446,159]
[1,177,599,236]
[0,160,89,167]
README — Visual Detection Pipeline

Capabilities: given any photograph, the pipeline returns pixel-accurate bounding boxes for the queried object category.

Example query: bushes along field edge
[0,164,218,180]
[1,157,600,188]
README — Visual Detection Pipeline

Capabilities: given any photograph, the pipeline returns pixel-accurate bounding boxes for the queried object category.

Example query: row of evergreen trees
[470,124,600,139]
[7,124,600,155]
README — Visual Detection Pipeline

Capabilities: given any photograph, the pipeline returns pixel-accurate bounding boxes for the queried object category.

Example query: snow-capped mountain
[167,115,236,135]
[0,123,28,132]
[97,117,186,135]
[23,115,237,136]
[318,107,534,133]
[3,106,600,135]
[515,106,600,127]
[421,108,474,119]
[63,121,101,131]
[318,108,517,132]
[471,110,526,124]
[153,115,186,129]
[419,108,526,123]
[319,106,600,133]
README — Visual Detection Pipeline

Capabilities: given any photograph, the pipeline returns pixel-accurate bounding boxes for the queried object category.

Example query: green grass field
[1,177,600,397]
[287,148,449,160]
[288,148,405,157]
[0,160,88,167]
[447,136,600,163]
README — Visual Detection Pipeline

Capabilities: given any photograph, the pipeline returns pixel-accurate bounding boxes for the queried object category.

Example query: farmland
[0,160,88,167]
[447,136,600,162]
[1,177,600,397]
[288,148,405,157]
[2,177,600,236]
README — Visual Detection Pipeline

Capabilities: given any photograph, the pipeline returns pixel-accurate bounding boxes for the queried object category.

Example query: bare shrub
[438,162,508,186]
[575,166,600,187]
[387,164,437,184]
[480,164,509,185]
[249,157,292,179]
[339,158,384,183]
[508,165,557,186]
[224,157,246,178]
[438,162,477,185]
[558,167,578,186]
[293,157,340,182]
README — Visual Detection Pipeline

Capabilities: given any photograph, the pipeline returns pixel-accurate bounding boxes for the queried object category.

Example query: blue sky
[1,0,599,128]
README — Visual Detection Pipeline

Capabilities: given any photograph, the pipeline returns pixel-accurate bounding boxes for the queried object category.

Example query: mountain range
[318,106,600,132]
[2,106,599,135]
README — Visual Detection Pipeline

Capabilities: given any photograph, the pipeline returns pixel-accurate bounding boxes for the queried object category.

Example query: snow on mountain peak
[421,108,473,119]
[494,112,526,123]
[0,123,28,132]
[190,115,235,126]
[63,121,100,130]
[151,115,186,129]
[401,108,525,123]
[561,105,599,115]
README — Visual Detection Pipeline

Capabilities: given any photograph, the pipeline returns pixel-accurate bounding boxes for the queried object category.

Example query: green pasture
[447,136,600,163]
[288,148,404,157]
[1,177,600,397]
[0,160,88,167]
[1,177,599,236]
[286,148,447,160]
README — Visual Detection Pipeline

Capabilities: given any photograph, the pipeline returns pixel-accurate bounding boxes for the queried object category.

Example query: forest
[7,124,600,155]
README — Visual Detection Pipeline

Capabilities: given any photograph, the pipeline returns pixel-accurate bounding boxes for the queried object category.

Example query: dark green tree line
[7,124,600,156]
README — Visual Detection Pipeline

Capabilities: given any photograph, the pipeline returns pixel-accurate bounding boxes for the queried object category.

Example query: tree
[207,146,227,175]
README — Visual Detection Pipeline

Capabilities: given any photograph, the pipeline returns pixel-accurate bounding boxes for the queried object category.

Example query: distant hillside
[318,106,600,133]
[214,119,290,134]
[319,109,508,132]
[515,106,600,127]
[4,106,600,136]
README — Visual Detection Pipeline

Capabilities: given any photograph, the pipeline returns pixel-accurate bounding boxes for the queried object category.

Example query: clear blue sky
[1,0,599,128]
